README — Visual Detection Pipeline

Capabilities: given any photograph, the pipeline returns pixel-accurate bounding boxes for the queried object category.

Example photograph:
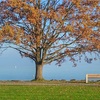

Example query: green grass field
[0,85,100,100]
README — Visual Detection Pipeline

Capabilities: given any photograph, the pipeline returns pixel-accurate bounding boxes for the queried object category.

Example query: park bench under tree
[86,74,100,83]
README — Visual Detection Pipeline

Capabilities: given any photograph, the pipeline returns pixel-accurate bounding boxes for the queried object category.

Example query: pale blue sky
[0,0,99,81]
[0,48,100,81]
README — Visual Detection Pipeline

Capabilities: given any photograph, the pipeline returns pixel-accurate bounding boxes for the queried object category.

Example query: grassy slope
[0,85,100,100]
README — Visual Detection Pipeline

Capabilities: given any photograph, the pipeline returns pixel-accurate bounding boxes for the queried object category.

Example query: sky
[0,48,100,81]
[0,0,99,81]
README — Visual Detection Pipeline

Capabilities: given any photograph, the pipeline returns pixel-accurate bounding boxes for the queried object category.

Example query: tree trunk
[35,63,43,80]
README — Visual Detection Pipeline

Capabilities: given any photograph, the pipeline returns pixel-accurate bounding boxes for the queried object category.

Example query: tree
[0,0,100,80]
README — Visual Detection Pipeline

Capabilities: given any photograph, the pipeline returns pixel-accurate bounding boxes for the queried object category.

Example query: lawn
[0,85,100,100]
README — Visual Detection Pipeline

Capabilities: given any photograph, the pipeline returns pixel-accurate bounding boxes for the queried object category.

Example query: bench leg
[86,74,88,83]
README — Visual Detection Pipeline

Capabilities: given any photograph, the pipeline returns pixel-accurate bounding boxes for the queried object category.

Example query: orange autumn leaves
[0,24,15,40]
[7,0,68,24]
[0,24,23,44]
[0,0,100,52]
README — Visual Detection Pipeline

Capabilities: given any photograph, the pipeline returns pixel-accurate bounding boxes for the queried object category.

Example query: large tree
[0,0,100,80]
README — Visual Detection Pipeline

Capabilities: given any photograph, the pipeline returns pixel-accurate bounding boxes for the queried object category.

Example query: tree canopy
[0,0,100,80]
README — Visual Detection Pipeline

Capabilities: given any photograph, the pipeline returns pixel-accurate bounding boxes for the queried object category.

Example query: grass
[0,84,100,100]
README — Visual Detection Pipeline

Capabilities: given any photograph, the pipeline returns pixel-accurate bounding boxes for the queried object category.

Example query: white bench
[86,74,100,83]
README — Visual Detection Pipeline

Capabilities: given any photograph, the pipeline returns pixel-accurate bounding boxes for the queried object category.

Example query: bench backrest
[87,74,100,78]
